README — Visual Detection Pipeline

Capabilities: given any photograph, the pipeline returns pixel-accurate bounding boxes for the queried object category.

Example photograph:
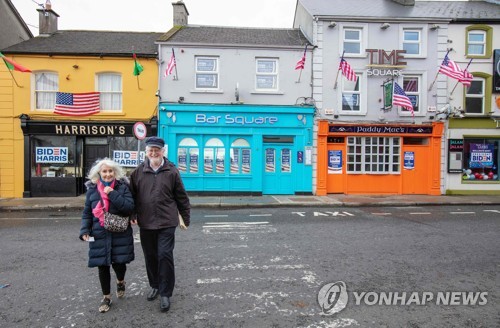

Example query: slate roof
[157,26,309,48]
[2,31,163,57]
[298,0,500,21]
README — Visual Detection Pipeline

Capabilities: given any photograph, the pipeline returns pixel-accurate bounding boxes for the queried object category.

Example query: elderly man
[130,136,191,313]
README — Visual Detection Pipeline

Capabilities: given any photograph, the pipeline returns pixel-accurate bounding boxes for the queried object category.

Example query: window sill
[190,89,224,94]
[461,180,499,184]
[250,90,284,95]
[338,112,367,116]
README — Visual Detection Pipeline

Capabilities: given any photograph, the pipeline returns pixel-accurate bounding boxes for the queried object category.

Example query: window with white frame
[347,136,401,173]
[343,28,362,55]
[465,78,485,115]
[402,75,420,114]
[340,72,365,114]
[467,30,486,56]
[403,29,421,56]
[255,58,278,91]
[97,73,122,111]
[196,57,219,89]
[34,72,58,110]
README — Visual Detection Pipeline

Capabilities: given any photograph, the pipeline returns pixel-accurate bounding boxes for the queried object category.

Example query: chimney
[392,0,415,5]
[37,0,59,35]
[172,1,189,26]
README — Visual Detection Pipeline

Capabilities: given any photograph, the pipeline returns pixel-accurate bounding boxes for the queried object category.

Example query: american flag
[393,82,414,117]
[295,45,307,70]
[54,92,100,116]
[439,54,465,81]
[460,69,473,87]
[339,58,357,81]
[165,48,176,77]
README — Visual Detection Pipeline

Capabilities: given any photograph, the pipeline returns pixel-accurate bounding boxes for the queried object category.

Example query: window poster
[189,149,199,173]
[242,149,251,174]
[404,151,415,170]
[265,148,275,173]
[36,147,69,163]
[113,150,145,167]
[469,144,494,168]
[328,150,342,174]
[177,148,187,172]
[231,149,239,173]
[281,149,291,172]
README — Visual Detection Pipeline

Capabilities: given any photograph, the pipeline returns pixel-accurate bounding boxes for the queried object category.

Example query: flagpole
[7,69,21,88]
[450,58,473,95]
[296,68,303,83]
[334,51,345,89]
[136,75,141,90]
[428,49,451,91]
[172,48,178,80]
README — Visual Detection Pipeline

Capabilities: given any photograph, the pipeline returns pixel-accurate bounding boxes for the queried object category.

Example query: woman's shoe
[116,281,126,298]
[98,297,112,313]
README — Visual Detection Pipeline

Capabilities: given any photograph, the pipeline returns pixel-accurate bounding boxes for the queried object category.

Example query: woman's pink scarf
[92,180,115,227]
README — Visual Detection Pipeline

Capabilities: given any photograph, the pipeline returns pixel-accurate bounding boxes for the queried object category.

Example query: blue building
[159,103,315,194]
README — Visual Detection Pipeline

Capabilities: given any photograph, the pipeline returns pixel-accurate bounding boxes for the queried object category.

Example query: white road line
[484,210,500,214]
[205,221,269,225]
[199,263,306,271]
[450,212,476,215]
[249,214,272,217]
[204,215,229,218]
[409,212,432,215]
[372,212,392,215]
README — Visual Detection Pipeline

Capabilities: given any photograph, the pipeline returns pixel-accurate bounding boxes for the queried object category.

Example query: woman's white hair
[87,158,126,184]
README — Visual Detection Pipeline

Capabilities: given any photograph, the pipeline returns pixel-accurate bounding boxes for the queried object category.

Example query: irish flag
[0,52,31,73]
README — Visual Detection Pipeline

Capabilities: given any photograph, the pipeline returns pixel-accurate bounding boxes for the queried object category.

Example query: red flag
[295,45,307,70]
[339,58,357,81]
[165,49,176,77]
[54,92,100,116]
[0,52,31,72]
[393,82,414,117]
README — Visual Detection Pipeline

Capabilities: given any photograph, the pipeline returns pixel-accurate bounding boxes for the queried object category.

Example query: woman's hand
[82,234,89,241]
[103,186,114,194]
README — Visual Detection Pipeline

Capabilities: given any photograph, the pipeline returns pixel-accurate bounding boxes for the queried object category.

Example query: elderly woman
[79,158,135,313]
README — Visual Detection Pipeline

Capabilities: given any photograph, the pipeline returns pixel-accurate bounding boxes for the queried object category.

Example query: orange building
[316,120,444,195]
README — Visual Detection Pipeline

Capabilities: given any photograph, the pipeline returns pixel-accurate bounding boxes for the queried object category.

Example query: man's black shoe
[147,288,159,301]
[160,296,170,312]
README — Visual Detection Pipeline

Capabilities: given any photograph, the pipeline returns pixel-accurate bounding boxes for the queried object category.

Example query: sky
[11,0,298,36]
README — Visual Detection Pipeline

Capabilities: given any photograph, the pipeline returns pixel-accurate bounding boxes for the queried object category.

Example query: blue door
[262,145,294,194]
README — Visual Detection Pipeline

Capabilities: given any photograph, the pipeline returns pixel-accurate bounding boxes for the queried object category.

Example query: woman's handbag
[100,199,129,233]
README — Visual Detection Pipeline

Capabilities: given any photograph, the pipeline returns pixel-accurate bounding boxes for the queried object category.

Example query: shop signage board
[448,139,464,173]
[329,125,432,134]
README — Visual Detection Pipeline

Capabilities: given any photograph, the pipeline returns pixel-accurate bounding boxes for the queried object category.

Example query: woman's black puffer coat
[79,179,135,267]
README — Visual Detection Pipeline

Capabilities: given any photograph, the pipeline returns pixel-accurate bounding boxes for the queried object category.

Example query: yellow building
[1,7,161,197]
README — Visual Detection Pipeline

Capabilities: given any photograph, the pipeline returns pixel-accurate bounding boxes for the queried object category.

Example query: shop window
[340,73,366,115]
[195,57,219,89]
[178,138,199,174]
[204,138,224,174]
[401,75,420,115]
[31,135,78,177]
[256,58,278,91]
[342,27,362,55]
[465,78,485,115]
[109,136,144,176]
[462,139,498,182]
[230,138,251,174]
[34,72,58,110]
[347,136,400,173]
[465,25,492,59]
[265,148,276,173]
[97,73,122,111]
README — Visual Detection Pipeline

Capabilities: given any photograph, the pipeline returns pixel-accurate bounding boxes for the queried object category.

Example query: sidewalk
[0,194,499,212]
